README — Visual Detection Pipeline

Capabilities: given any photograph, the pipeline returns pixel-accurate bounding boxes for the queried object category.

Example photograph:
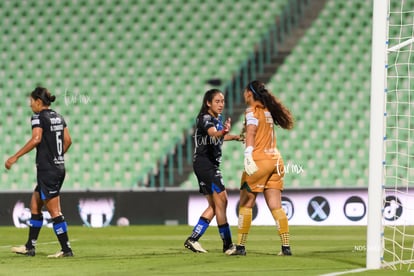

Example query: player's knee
[31,213,43,221]
[52,215,65,224]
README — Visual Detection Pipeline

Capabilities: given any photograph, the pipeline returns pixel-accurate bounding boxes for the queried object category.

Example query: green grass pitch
[0,225,408,275]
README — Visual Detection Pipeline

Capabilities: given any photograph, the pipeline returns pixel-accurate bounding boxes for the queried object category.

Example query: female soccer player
[184,89,240,254]
[227,80,294,256]
[5,87,74,258]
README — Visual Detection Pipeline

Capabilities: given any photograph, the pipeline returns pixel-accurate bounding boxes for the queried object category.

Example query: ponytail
[31,87,56,106]
[247,81,294,130]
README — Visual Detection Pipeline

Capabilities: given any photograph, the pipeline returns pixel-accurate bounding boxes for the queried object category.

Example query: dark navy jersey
[193,113,225,166]
[31,109,67,171]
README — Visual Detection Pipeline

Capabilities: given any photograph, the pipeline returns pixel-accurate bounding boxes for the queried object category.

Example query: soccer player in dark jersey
[5,87,74,258]
[184,89,240,254]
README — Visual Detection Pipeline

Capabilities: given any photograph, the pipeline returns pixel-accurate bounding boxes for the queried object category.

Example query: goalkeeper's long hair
[247,80,294,130]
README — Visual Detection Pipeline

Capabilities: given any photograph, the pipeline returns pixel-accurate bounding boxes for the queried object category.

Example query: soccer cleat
[223,243,236,254]
[278,245,292,256]
[11,245,35,257]
[226,245,246,256]
[47,250,74,258]
[184,238,207,253]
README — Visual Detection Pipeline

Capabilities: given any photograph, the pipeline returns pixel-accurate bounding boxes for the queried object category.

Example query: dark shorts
[35,169,66,200]
[193,157,225,195]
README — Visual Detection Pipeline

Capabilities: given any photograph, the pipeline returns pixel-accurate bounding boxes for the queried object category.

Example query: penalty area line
[0,239,78,249]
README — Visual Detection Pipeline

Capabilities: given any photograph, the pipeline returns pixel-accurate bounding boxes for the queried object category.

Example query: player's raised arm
[207,117,230,138]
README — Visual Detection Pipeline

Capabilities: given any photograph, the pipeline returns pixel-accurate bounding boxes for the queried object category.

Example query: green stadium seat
[4,0,368,191]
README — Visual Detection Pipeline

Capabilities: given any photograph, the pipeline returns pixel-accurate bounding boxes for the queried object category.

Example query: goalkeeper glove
[244,146,258,175]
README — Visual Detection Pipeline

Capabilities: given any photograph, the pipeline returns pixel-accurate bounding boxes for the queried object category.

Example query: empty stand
[1,0,291,190]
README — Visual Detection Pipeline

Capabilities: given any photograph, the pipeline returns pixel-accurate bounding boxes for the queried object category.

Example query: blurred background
[0,0,373,193]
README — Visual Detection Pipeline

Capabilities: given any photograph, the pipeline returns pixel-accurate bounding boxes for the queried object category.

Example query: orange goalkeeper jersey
[245,103,279,160]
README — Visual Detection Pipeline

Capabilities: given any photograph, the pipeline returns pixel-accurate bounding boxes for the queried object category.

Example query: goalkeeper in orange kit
[227,80,294,256]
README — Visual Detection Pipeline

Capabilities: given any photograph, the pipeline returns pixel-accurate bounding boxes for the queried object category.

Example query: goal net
[382,0,414,271]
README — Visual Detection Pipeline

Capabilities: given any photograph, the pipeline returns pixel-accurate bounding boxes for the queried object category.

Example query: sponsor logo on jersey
[50,124,64,131]
[50,117,62,124]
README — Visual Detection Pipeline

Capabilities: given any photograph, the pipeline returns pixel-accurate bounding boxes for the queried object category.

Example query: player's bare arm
[5,127,43,170]
[223,134,241,141]
[63,127,72,153]
[207,117,231,138]
[245,124,257,148]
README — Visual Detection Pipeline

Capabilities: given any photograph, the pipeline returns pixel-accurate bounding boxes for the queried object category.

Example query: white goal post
[367,0,414,271]
[366,0,388,269]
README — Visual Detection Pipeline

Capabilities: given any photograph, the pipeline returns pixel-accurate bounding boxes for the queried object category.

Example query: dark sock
[25,214,43,250]
[218,222,233,249]
[53,215,72,253]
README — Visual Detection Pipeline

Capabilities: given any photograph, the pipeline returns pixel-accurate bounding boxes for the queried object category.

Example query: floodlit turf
[0,225,410,275]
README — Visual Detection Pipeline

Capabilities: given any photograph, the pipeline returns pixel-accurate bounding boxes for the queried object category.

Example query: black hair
[247,80,294,129]
[197,88,223,116]
[31,87,56,106]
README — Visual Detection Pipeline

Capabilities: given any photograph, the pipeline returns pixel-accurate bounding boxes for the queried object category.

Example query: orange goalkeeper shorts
[240,156,285,192]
